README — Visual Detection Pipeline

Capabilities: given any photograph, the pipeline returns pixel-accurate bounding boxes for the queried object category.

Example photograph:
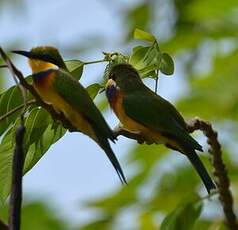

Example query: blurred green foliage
[0,0,238,229]
[79,0,238,229]
[0,200,69,230]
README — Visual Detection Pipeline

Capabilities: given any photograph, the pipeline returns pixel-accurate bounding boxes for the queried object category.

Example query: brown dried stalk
[114,118,237,229]
[187,118,237,230]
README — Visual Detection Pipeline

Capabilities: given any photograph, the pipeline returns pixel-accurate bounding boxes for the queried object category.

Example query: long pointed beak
[12,50,31,58]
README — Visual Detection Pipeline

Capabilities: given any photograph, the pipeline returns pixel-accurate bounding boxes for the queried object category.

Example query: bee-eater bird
[105,63,216,193]
[13,46,126,184]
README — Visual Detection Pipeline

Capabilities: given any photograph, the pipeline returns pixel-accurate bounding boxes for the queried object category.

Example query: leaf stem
[0,100,36,123]
[84,59,107,65]
[0,64,8,68]
[155,69,159,93]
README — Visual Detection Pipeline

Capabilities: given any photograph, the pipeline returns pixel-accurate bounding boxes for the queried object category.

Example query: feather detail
[32,69,56,87]
[106,85,118,107]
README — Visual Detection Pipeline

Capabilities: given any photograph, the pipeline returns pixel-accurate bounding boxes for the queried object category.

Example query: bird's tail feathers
[186,149,216,193]
[96,132,127,185]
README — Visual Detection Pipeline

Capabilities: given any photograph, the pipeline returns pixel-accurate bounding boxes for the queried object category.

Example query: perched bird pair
[14,47,215,193]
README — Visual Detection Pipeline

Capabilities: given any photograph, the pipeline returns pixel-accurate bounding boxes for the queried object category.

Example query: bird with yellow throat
[13,46,126,184]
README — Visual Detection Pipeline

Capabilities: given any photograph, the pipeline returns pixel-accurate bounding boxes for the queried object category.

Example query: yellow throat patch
[28,59,57,73]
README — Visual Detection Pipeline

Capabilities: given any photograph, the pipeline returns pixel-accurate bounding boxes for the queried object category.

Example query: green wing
[52,69,127,183]
[52,69,115,141]
[123,90,202,151]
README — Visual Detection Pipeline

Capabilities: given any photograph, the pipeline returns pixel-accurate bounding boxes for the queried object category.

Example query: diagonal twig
[0,100,36,123]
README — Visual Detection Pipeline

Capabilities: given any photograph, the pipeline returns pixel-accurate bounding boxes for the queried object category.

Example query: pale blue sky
[0,0,185,226]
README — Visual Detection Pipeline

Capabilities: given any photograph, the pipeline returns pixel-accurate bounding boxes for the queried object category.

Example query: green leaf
[0,108,66,202]
[86,83,102,100]
[0,86,23,136]
[160,53,174,75]
[65,60,84,80]
[0,76,34,137]
[21,201,69,230]
[129,46,150,68]
[149,164,203,212]
[129,44,161,78]
[79,216,112,230]
[160,200,202,230]
[0,127,16,204]
[177,50,238,120]
[139,212,157,230]
[0,85,34,136]
[134,28,156,42]
[126,3,151,40]
[24,122,66,173]
[85,173,145,212]
[0,200,70,230]
[23,108,51,148]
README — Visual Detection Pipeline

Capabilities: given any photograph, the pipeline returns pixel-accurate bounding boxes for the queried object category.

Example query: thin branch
[84,59,107,65]
[187,117,238,230]
[154,69,159,94]
[113,125,153,145]
[9,124,25,230]
[0,100,36,123]
[0,64,8,68]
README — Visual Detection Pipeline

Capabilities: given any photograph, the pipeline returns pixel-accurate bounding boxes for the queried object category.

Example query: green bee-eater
[13,46,126,184]
[105,63,215,193]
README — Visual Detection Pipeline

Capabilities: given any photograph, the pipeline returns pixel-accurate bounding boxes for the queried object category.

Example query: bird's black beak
[12,50,31,58]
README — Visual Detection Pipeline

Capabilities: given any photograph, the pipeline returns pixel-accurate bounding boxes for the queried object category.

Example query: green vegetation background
[0,0,237,229]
